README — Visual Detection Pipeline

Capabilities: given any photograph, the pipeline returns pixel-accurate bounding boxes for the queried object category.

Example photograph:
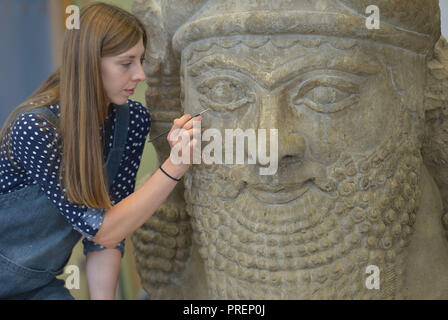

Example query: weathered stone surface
[131,0,448,299]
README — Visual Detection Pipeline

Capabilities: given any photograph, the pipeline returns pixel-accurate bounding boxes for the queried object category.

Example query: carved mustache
[229,160,334,193]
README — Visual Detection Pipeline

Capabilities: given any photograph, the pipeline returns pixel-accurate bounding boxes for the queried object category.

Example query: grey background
[0,0,53,128]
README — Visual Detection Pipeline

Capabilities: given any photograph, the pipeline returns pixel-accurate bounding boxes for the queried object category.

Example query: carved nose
[256,93,306,167]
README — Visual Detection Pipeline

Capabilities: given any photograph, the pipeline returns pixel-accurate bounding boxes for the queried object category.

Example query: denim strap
[104,103,130,189]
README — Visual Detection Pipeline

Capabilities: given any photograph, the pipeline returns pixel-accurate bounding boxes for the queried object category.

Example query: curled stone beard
[184,128,422,299]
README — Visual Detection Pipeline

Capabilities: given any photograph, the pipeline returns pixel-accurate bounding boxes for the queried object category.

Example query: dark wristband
[159,165,181,182]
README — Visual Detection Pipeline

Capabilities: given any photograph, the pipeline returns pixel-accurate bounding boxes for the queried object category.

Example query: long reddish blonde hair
[0,2,147,209]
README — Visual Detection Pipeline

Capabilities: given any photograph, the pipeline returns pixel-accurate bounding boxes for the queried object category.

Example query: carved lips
[248,181,311,204]
[239,160,328,204]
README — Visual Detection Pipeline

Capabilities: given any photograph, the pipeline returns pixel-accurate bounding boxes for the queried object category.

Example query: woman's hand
[165,114,202,172]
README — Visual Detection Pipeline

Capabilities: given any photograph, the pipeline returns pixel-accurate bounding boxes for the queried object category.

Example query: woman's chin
[110,98,128,106]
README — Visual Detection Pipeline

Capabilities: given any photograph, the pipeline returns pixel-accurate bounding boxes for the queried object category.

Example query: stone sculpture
[131,0,448,299]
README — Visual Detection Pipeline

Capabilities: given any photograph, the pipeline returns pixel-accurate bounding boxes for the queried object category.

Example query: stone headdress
[172,0,440,55]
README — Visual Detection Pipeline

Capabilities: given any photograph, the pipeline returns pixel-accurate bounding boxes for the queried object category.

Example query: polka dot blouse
[0,99,151,252]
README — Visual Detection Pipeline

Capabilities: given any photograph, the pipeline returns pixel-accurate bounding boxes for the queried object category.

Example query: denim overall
[0,103,129,299]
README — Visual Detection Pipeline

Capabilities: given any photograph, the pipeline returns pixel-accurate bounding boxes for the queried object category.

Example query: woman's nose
[133,63,146,82]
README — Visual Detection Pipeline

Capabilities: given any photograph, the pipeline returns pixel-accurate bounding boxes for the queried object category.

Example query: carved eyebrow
[188,54,380,90]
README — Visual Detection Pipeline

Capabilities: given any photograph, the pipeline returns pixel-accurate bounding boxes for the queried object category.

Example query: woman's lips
[124,89,134,95]
[248,182,311,204]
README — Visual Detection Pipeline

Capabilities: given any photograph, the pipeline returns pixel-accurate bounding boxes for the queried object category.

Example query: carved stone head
[132,0,442,299]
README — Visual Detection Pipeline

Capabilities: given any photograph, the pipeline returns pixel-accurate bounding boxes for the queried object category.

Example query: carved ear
[423,36,448,231]
[423,36,448,167]
[425,36,448,112]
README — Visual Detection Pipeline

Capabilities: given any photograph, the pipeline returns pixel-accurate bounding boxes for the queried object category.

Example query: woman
[0,2,200,299]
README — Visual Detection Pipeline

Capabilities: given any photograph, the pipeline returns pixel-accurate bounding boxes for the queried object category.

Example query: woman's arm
[86,248,122,299]
[92,114,199,248]
[93,157,185,248]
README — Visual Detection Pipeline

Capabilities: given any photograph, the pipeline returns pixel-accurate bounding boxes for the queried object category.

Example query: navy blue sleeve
[82,237,125,257]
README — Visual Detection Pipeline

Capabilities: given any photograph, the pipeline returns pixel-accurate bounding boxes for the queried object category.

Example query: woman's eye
[122,57,145,68]
[197,77,255,112]
[292,76,360,113]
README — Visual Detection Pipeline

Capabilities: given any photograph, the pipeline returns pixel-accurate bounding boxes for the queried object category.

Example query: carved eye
[292,76,360,113]
[197,77,255,112]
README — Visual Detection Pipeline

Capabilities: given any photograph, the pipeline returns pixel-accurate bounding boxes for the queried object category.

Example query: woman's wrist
[161,157,189,180]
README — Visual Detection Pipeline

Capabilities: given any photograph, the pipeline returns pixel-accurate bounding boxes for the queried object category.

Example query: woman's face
[101,38,146,105]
